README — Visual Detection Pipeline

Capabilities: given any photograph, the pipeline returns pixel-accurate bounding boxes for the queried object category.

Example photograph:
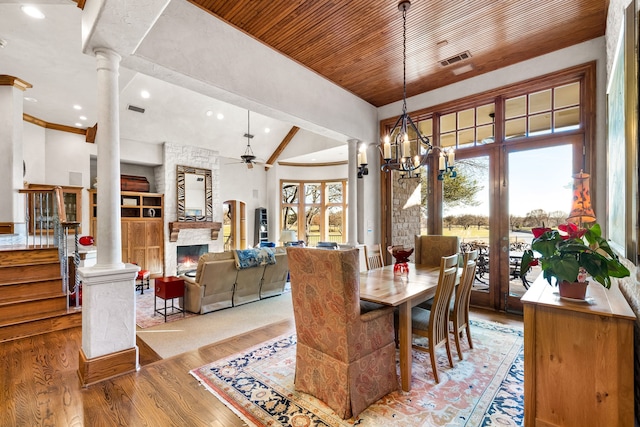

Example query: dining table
[359,263,442,392]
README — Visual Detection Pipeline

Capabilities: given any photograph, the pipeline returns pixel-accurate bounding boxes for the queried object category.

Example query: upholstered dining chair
[364,244,384,270]
[409,253,459,383]
[414,235,460,267]
[286,247,398,419]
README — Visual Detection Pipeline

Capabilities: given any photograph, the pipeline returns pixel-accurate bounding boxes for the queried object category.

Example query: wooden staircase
[0,246,81,342]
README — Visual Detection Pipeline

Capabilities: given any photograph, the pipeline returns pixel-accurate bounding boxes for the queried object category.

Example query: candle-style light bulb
[402,134,410,158]
[447,149,455,167]
[383,138,391,159]
[360,146,367,165]
[439,152,446,171]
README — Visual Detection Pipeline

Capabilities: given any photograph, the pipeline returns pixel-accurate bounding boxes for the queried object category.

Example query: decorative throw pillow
[234,248,276,269]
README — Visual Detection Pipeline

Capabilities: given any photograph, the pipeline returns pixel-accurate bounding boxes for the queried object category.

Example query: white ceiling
[0,0,347,165]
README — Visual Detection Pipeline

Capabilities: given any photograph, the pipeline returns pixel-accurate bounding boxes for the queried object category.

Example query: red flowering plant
[519,222,630,288]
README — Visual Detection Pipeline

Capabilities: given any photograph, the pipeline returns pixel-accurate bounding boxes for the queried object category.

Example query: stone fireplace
[157,142,223,276]
[177,244,209,275]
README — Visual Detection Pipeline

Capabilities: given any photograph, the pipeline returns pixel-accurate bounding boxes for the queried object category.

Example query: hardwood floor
[0,308,521,426]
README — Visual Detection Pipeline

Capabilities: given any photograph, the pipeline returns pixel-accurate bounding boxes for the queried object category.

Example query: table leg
[398,302,412,392]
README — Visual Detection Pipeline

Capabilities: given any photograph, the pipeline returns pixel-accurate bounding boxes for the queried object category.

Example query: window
[280,179,347,246]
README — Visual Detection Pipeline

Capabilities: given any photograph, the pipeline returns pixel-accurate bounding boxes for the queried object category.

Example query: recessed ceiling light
[264,128,270,133]
[21,6,45,19]
[79,115,87,120]
[140,90,150,99]
[24,97,37,103]
[75,123,82,127]
[205,110,213,117]
[216,113,224,120]
[311,158,317,162]
[73,105,82,110]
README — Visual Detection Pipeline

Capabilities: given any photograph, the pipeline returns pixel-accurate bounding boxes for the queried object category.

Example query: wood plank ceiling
[188,0,608,108]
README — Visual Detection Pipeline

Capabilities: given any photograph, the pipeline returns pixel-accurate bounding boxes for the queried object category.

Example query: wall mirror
[177,165,212,222]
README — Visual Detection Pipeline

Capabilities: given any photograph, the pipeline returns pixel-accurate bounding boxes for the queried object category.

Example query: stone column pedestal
[77,263,139,387]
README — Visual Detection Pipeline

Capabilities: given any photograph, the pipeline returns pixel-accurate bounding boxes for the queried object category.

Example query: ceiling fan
[235,110,272,169]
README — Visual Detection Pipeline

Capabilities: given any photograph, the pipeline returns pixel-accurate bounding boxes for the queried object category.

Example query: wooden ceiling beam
[265,126,299,171]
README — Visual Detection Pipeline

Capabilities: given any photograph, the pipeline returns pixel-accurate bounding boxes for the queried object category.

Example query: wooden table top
[359,264,441,306]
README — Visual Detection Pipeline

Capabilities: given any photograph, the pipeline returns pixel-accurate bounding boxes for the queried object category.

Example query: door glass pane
[440,112,456,133]
[305,206,320,246]
[443,156,490,293]
[554,82,580,108]
[304,183,321,204]
[554,107,580,131]
[505,118,526,139]
[223,202,233,251]
[529,113,551,135]
[529,89,551,114]
[477,103,495,125]
[505,95,526,119]
[458,108,475,128]
[327,206,343,243]
[282,182,299,203]
[508,144,573,298]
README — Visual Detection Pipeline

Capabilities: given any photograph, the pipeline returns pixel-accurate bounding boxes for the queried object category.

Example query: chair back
[364,244,384,270]
[415,235,460,267]
[453,250,478,326]
[316,241,338,249]
[429,254,459,347]
[286,247,361,358]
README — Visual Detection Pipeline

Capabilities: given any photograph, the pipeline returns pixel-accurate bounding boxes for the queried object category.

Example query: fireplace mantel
[168,221,222,242]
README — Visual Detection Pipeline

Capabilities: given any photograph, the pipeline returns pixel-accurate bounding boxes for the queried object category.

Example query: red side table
[154,276,185,322]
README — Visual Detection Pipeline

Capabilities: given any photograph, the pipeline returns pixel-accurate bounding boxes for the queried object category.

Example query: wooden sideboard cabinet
[521,276,635,427]
[89,189,164,277]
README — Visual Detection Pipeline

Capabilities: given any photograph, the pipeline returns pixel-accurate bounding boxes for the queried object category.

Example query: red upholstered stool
[136,270,150,294]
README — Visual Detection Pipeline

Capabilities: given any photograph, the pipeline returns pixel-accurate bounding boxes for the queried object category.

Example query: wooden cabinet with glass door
[88,189,164,277]
[26,184,82,234]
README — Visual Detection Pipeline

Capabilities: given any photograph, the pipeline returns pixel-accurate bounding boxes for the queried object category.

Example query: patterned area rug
[135,285,197,329]
[190,320,524,426]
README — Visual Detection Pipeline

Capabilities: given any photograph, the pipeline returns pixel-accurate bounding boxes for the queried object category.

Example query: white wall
[219,157,269,247]
[22,122,45,185]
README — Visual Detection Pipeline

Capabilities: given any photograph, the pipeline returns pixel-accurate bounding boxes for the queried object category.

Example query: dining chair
[416,250,478,360]
[451,250,478,360]
[414,235,460,267]
[286,247,397,419]
[409,253,459,383]
[364,244,384,270]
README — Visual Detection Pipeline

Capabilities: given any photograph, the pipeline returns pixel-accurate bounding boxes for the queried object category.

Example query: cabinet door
[145,221,164,275]
[128,221,147,268]
[121,221,130,263]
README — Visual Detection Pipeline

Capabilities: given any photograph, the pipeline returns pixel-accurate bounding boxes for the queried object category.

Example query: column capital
[0,75,32,91]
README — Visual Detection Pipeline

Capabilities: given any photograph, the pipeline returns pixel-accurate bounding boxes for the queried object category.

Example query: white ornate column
[78,48,139,386]
[0,76,30,241]
[347,138,359,246]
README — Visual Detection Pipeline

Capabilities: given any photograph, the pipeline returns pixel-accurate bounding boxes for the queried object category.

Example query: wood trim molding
[78,347,137,387]
[0,75,32,91]
[265,126,299,170]
[0,222,15,235]
[278,160,347,167]
[23,113,86,135]
[168,221,222,242]
[86,123,98,143]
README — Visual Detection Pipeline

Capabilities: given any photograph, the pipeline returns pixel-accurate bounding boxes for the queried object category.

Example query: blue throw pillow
[234,248,276,269]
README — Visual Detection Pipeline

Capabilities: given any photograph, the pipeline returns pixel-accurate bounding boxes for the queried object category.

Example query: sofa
[181,246,289,314]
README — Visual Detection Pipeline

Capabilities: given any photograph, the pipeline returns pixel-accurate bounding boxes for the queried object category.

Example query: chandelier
[379,0,455,180]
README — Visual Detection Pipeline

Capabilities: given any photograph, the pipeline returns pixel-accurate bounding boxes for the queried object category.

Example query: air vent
[127,104,145,113]
[440,51,472,67]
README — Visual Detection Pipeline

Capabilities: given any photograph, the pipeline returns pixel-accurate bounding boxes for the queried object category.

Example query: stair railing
[19,187,81,308]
